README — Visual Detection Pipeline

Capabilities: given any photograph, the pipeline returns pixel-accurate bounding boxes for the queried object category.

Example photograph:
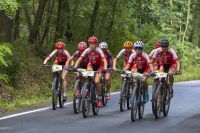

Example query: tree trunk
[106,0,119,41]
[64,1,72,43]
[191,0,200,46]
[55,0,71,40]
[13,9,20,40]
[22,0,32,35]
[87,0,100,38]
[29,0,48,43]
[0,11,13,42]
[182,0,191,43]
[40,0,55,44]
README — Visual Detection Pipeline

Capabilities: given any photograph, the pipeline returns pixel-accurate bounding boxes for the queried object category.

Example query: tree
[0,0,18,42]
[87,0,100,38]
[29,0,48,43]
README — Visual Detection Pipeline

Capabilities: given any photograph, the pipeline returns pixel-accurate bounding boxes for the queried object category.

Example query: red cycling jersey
[151,47,178,65]
[149,48,162,66]
[48,49,70,64]
[80,47,105,66]
[73,50,89,68]
[116,49,136,64]
[128,52,151,69]
[103,50,113,68]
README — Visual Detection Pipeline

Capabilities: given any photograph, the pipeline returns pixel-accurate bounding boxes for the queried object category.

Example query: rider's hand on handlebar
[150,71,156,76]
[72,67,78,72]
[102,69,107,73]
[113,67,118,72]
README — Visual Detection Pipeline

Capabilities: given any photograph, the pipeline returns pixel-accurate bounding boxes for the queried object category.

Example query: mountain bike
[44,64,65,110]
[130,73,146,122]
[76,70,99,118]
[151,71,171,119]
[67,67,86,114]
[116,70,133,112]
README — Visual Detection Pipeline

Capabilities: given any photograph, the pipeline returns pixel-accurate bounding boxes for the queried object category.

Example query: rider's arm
[144,53,154,72]
[74,49,88,68]
[169,48,180,71]
[124,53,135,71]
[102,58,107,70]
[65,56,74,67]
[43,50,57,64]
[124,63,130,71]
[113,58,118,70]
[74,57,83,68]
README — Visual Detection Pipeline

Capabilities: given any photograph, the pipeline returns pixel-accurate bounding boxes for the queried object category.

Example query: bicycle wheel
[58,91,64,108]
[58,80,64,108]
[154,83,162,119]
[120,81,127,112]
[101,80,107,106]
[82,81,91,118]
[138,84,145,119]
[73,79,82,114]
[126,82,132,110]
[152,80,159,114]
[92,84,99,115]
[52,77,59,110]
[163,82,171,116]
[131,86,138,122]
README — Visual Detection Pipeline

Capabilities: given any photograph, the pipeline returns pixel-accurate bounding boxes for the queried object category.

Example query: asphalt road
[0,81,200,133]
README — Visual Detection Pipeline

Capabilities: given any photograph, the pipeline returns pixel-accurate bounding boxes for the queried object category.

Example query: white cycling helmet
[99,42,108,49]
[134,41,144,48]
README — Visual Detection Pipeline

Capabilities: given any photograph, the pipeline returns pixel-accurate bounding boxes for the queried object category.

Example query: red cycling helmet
[155,41,160,48]
[88,36,98,43]
[55,41,65,49]
[78,42,87,51]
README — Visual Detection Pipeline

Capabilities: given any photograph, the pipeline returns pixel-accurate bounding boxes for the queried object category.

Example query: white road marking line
[0,80,199,121]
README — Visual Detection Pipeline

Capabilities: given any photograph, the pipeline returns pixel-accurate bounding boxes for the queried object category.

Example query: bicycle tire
[126,82,132,110]
[82,81,91,118]
[120,81,127,112]
[163,82,171,116]
[101,80,107,106]
[52,77,59,110]
[73,79,82,114]
[131,86,138,122]
[138,84,145,119]
[91,84,99,115]
[152,80,159,114]
[154,83,162,119]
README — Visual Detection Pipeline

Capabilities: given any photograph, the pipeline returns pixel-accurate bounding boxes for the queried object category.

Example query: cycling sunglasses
[135,47,143,50]
[161,45,168,48]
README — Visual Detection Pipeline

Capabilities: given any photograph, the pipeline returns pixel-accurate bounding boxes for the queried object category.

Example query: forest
[0,0,200,112]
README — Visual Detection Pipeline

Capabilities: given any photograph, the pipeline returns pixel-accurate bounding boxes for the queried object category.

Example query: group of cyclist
[43,36,180,108]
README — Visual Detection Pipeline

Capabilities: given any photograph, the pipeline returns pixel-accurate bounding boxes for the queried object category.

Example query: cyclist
[74,36,107,108]
[62,42,88,96]
[113,41,135,71]
[99,42,113,100]
[151,39,180,97]
[149,40,162,70]
[43,41,71,102]
[124,41,154,102]
[149,40,160,59]
[64,42,88,69]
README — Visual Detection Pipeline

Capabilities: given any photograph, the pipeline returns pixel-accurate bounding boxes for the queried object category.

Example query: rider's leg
[95,73,101,94]
[143,76,149,102]
[95,73,103,107]
[142,66,150,102]
[61,70,68,101]
[105,70,112,100]
[168,64,175,97]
